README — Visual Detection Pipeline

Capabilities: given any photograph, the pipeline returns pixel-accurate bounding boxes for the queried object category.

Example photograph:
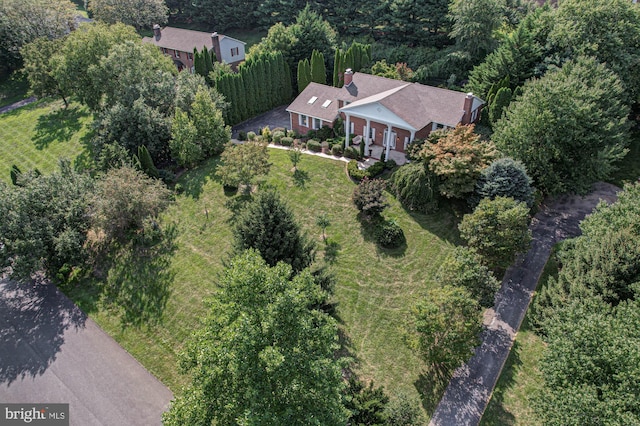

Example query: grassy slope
[71,150,460,411]
[0,100,91,181]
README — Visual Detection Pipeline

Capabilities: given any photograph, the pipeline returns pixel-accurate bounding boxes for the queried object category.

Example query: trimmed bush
[352,178,388,217]
[307,140,322,152]
[238,131,247,141]
[376,219,405,248]
[344,146,361,160]
[331,144,343,156]
[347,160,367,181]
[247,131,257,141]
[272,130,285,145]
[390,162,439,213]
[281,137,294,147]
[471,157,535,209]
[384,159,397,170]
[366,161,385,178]
[261,126,272,142]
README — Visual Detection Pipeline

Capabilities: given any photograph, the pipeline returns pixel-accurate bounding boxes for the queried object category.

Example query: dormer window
[322,100,331,108]
[308,96,318,104]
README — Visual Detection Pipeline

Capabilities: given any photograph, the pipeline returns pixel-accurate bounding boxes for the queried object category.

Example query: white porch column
[364,119,371,156]
[384,124,393,160]
[410,130,416,143]
[344,114,351,147]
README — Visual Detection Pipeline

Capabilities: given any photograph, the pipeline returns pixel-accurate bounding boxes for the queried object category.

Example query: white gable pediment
[340,102,416,131]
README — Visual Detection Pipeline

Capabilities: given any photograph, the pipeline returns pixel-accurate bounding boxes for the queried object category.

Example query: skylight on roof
[308,96,318,104]
[322,100,332,108]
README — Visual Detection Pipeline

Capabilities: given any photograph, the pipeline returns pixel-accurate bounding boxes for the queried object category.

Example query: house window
[471,108,478,122]
[299,114,309,127]
[187,52,193,60]
[313,117,322,130]
[174,50,181,58]
[231,47,239,57]
[308,96,318,104]
[404,136,409,150]
[369,127,376,141]
[322,100,331,108]
[350,122,354,134]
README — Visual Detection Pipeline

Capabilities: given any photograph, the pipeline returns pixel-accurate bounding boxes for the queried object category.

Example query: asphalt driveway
[429,182,621,426]
[231,105,290,138]
[0,278,173,425]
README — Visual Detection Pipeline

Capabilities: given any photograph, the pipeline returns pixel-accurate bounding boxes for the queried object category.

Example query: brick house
[286,70,485,162]
[142,26,246,72]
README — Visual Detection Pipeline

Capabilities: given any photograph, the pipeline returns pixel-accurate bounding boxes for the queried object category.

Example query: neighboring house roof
[287,72,485,130]
[142,26,245,53]
[286,83,342,122]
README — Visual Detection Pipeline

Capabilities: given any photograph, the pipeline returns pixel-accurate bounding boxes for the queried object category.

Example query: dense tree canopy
[0,0,76,72]
[471,157,534,208]
[216,141,271,189]
[163,250,347,425]
[0,161,94,281]
[88,0,168,30]
[448,0,506,61]
[492,56,630,195]
[459,196,531,270]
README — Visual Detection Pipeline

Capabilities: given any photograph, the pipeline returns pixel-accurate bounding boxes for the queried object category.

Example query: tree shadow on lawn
[401,203,462,246]
[414,366,455,416]
[322,240,341,264]
[292,169,310,188]
[103,223,178,328]
[179,156,222,199]
[0,277,87,386]
[357,213,407,258]
[33,105,88,150]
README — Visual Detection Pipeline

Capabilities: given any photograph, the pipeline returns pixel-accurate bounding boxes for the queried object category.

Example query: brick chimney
[344,68,354,86]
[211,32,222,63]
[153,24,161,41]
[462,92,474,124]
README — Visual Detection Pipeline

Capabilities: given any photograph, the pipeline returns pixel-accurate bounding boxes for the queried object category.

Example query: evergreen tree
[297,58,311,93]
[310,50,326,84]
[137,145,159,178]
[333,48,343,87]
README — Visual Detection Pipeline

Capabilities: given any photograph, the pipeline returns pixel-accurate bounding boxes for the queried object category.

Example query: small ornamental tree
[471,157,534,208]
[437,246,501,307]
[389,162,439,213]
[352,178,388,218]
[459,196,532,270]
[216,141,271,190]
[288,145,303,171]
[315,213,330,243]
[407,285,482,373]
[233,190,315,273]
[420,125,497,199]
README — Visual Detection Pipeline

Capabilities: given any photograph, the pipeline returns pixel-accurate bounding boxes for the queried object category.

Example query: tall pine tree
[297,58,311,93]
[310,50,326,85]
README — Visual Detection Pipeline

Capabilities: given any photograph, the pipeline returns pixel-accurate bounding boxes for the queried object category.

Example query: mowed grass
[0,100,91,181]
[72,149,461,410]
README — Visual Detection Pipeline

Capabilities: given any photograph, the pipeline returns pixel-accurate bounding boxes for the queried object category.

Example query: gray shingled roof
[286,83,342,122]
[142,26,242,53]
[288,72,483,130]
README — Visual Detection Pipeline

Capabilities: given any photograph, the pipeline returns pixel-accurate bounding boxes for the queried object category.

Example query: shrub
[307,140,322,152]
[325,138,335,147]
[384,159,397,170]
[280,137,293,147]
[347,160,367,181]
[238,131,247,141]
[389,162,438,213]
[471,157,535,209]
[366,161,385,178]
[261,126,272,142]
[406,138,427,161]
[344,146,361,160]
[352,178,388,217]
[247,131,256,141]
[272,130,285,145]
[376,219,405,248]
[287,129,296,138]
[272,127,286,134]
[331,144,343,156]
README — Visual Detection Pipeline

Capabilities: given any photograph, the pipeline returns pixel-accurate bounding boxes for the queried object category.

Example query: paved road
[0,97,37,114]
[429,182,620,426]
[0,278,173,425]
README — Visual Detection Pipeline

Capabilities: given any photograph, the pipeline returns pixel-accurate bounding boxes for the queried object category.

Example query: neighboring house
[286,70,485,162]
[142,25,246,72]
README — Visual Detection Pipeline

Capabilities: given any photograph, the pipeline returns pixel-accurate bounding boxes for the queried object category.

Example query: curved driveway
[0,278,172,425]
[429,182,620,426]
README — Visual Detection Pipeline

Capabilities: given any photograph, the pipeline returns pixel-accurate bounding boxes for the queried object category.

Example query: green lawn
[0,100,92,181]
[68,149,461,414]
[0,72,29,108]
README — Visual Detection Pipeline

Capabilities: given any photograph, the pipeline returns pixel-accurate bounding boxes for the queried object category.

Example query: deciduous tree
[215,141,271,190]
[492,56,630,195]
[459,196,531,270]
[163,250,348,425]
[88,0,168,30]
